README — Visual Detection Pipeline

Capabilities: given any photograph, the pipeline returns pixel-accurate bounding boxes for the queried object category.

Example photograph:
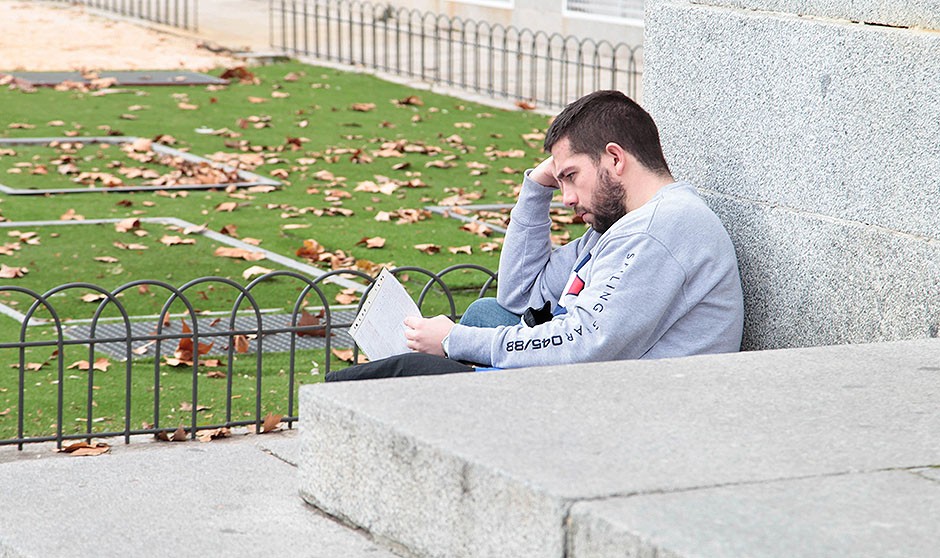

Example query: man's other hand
[529,156,559,189]
[403,315,454,357]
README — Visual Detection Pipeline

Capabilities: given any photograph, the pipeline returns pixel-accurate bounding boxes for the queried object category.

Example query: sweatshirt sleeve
[496,171,591,313]
[448,232,689,368]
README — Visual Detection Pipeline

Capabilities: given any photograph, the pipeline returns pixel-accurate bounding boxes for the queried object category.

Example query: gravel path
[0,0,241,71]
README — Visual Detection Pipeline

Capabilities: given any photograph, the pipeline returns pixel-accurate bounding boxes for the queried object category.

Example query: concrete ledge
[568,470,940,558]
[299,339,940,557]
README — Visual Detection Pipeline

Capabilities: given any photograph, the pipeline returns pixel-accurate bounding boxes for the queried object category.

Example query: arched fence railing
[0,264,495,449]
[269,0,644,109]
[52,0,199,31]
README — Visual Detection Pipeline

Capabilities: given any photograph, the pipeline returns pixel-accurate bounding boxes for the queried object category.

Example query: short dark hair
[543,90,671,176]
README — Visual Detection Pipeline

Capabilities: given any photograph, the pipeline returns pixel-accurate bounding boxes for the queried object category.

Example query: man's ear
[605,142,629,175]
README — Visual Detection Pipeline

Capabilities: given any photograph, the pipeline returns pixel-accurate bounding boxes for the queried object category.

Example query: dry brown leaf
[67,358,111,372]
[159,235,196,246]
[196,427,231,442]
[80,293,107,303]
[295,309,328,338]
[356,236,386,249]
[206,370,227,379]
[394,95,423,106]
[60,441,110,456]
[460,221,493,237]
[60,208,84,221]
[233,334,250,353]
[215,201,238,212]
[94,256,119,263]
[179,401,210,412]
[219,224,238,237]
[171,426,188,441]
[0,264,28,278]
[350,102,376,112]
[115,218,141,233]
[448,245,472,255]
[295,239,325,261]
[214,247,266,261]
[177,102,199,110]
[515,100,537,110]
[414,243,441,255]
[113,241,148,251]
[335,289,360,305]
[247,96,268,104]
[331,348,366,363]
[242,265,273,280]
[260,413,284,433]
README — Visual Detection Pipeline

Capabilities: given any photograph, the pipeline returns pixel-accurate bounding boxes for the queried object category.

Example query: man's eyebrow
[554,164,575,180]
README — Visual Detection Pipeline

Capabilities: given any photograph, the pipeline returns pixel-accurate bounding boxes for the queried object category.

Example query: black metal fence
[269,0,643,110]
[54,0,199,31]
[0,265,495,449]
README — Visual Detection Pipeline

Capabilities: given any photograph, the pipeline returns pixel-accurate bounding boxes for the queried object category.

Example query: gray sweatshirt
[447,174,744,368]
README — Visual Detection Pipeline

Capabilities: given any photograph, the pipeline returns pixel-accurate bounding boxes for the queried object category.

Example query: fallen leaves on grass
[356,236,386,249]
[242,265,273,280]
[115,218,141,233]
[67,358,111,372]
[331,348,367,364]
[179,401,210,413]
[448,245,472,255]
[335,289,360,305]
[414,243,441,255]
[0,264,28,278]
[60,208,84,221]
[159,235,196,246]
[113,241,148,251]
[350,102,376,112]
[214,246,266,261]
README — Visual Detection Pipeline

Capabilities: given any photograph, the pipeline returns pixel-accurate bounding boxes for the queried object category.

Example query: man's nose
[562,187,578,207]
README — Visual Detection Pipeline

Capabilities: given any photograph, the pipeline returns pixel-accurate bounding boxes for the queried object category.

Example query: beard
[578,168,626,234]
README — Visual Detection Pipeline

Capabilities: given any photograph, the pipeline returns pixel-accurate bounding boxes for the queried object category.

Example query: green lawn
[0,60,580,442]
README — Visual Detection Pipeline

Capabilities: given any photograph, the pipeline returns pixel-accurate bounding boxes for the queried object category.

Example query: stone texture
[690,0,940,30]
[568,471,940,558]
[0,434,400,558]
[704,192,940,350]
[299,338,940,557]
[644,0,940,349]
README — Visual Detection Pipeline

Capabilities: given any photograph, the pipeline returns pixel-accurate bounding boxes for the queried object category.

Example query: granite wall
[644,0,940,349]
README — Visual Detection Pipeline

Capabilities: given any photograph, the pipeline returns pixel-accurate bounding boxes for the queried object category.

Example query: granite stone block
[568,471,940,558]
[703,191,940,350]
[299,339,940,557]
[689,0,940,30]
[645,1,940,239]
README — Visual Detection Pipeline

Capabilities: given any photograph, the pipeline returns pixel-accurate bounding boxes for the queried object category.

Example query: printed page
[348,268,422,361]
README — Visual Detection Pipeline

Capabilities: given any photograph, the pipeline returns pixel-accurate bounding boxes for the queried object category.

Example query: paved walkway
[0,430,405,557]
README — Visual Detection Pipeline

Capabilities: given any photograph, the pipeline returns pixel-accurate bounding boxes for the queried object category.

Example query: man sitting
[327,90,744,381]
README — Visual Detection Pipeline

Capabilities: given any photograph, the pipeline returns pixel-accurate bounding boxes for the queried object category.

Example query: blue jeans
[459,297,521,328]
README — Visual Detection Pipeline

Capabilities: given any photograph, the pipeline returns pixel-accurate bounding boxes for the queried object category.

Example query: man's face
[550,138,627,234]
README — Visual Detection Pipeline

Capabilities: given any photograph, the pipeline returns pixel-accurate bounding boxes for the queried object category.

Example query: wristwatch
[441,334,451,358]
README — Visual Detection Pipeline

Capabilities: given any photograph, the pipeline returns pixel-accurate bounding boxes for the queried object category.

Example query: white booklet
[348,268,422,361]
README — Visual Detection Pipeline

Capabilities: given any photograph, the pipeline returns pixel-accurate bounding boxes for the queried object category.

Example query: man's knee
[459,298,520,328]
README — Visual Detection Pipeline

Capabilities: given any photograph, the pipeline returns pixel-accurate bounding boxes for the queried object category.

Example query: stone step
[298,338,940,557]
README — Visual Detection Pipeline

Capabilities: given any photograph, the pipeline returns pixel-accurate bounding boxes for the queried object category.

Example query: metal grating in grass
[0,136,280,195]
